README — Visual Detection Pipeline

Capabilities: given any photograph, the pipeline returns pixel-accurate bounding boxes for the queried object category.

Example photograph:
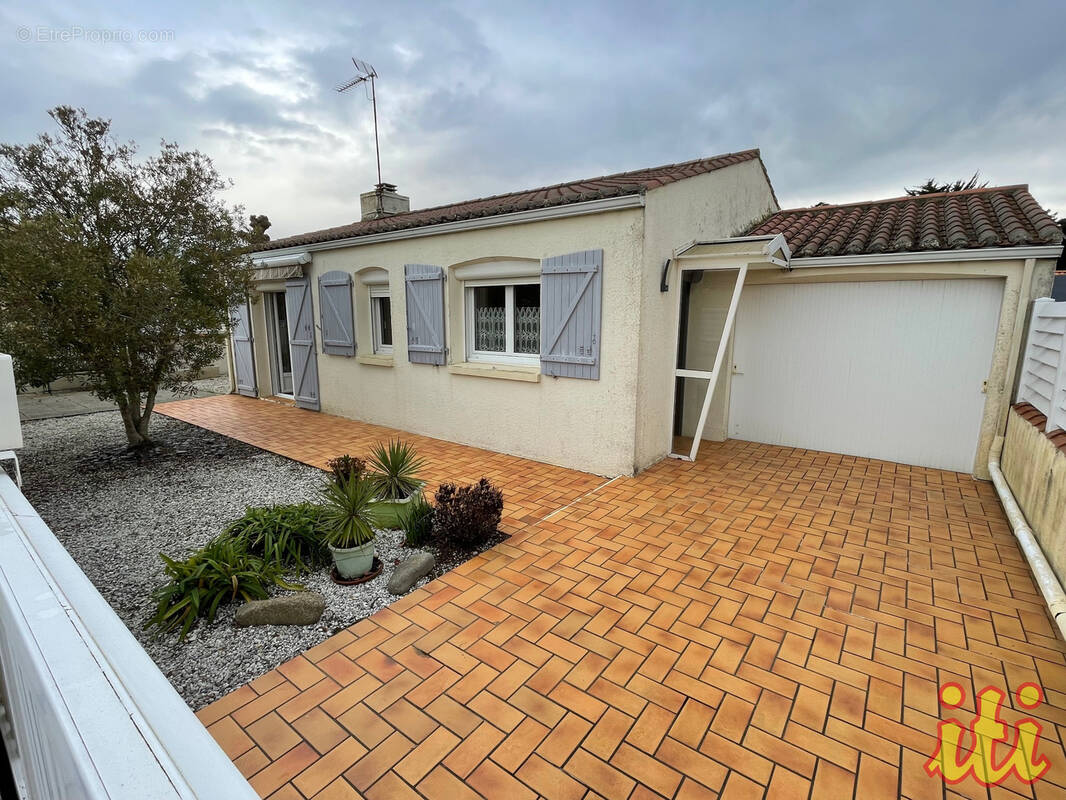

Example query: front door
[285,277,321,411]
[267,291,293,396]
[230,298,257,397]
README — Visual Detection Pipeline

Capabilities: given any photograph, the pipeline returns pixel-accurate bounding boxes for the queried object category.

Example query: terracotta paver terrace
[159,395,1066,799]
[158,394,607,533]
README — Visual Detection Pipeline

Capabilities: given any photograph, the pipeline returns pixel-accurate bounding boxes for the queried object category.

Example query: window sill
[447,362,541,382]
[357,354,394,367]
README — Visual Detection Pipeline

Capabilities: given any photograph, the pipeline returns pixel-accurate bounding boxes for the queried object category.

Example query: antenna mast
[335,57,383,188]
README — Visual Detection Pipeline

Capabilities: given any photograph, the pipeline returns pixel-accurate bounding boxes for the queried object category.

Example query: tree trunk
[136,387,157,440]
[116,395,153,448]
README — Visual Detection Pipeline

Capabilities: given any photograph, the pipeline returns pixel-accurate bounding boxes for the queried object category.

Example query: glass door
[267,292,293,396]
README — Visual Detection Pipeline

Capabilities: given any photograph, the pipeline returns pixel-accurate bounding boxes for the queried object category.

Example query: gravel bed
[15,410,500,709]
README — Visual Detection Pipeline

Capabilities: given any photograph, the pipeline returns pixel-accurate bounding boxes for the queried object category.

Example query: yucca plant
[147,538,285,640]
[368,439,425,501]
[320,474,381,578]
[320,475,380,548]
[223,503,330,573]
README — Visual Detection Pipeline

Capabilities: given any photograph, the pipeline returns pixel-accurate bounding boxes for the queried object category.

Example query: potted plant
[319,474,380,579]
[368,440,426,528]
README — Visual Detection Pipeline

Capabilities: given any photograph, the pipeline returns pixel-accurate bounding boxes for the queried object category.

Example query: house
[237,153,1063,478]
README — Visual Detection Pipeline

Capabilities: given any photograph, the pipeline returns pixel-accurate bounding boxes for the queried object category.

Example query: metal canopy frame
[667,234,791,462]
[669,263,747,462]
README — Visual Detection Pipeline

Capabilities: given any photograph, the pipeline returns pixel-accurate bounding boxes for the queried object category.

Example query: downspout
[988,435,1066,641]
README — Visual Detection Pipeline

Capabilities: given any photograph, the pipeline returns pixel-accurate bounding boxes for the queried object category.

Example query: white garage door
[728,278,1003,472]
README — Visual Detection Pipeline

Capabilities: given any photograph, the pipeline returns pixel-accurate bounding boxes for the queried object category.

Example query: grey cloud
[1,0,1063,235]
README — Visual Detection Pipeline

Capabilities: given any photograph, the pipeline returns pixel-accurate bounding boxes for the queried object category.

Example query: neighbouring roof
[748,185,1064,258]
[257,149,763,252]
[1014,403,1066,455]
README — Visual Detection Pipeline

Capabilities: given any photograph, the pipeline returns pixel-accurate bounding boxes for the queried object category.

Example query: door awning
[250,252,311,282]
[674,234,791,270]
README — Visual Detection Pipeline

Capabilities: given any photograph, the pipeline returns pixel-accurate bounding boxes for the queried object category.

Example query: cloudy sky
[2,0,1063,238]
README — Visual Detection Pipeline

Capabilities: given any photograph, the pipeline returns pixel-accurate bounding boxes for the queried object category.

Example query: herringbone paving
[162,397,1066,799]
[158,395,607,532]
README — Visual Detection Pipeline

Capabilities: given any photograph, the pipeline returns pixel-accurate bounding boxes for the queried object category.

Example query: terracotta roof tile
[1013,403,1066,456]
[258,150,762,252]
[748,185,1064,258]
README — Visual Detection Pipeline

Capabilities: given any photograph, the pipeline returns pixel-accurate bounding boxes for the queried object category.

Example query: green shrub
[319,474,380,549]
[432,478,503,549]
[399,491,434,547]
[368,439,425,500]
[147,538,285,639]
[224,503,330,573]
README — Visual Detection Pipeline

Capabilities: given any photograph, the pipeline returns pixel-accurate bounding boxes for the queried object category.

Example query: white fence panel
[0,474,258,800]
[1017,297,1066,434]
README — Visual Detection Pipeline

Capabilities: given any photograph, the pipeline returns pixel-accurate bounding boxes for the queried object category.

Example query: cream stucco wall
[1002,408,1066,586]
[634,158,779,470]
[249,209,645,477]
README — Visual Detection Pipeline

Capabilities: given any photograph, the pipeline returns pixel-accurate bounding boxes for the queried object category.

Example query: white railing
[1017,297,1066,434]
[0,474,258,800]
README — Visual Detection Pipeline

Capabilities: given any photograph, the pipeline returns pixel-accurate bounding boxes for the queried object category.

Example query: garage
[728,278,1004,472]
[664,186,1064,478]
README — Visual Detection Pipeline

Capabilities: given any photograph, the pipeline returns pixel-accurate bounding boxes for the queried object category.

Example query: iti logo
[925,682,1050,786]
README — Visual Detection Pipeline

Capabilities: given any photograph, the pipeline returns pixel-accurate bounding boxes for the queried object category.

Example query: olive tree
[0,107,252,447]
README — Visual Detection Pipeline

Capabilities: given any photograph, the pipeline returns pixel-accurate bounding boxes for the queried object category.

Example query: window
[465,278,540,365]
[370,286,393,354]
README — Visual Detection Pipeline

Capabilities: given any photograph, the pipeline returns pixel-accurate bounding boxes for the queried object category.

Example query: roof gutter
[250,193,646,260]
[789,244,1063,268]
[988,435,1066,641]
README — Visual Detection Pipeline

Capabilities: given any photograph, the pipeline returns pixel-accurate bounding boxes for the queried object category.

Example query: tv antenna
[335,58,382,188]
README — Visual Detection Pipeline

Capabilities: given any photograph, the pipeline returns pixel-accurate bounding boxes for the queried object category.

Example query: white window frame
[464,277,540,366]
[369,285,393,355]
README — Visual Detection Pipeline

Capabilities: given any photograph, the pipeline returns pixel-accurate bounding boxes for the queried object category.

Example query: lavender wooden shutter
[540,249,603,380]
[404,264,446,365]
[285,277,320,410]
[318,270,355,356]
[230,298,257,397]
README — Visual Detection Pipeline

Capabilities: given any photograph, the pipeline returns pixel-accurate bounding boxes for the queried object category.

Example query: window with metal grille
[465,279,540,365]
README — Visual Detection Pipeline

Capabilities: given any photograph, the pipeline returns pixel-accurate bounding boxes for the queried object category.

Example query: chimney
[360,182,410,221]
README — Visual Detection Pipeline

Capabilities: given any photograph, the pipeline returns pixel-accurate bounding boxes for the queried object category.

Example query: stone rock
[387,553,436,595]
[234,592,326,627]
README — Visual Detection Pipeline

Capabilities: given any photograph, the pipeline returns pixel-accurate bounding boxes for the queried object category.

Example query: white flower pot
[329,540,376,579]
